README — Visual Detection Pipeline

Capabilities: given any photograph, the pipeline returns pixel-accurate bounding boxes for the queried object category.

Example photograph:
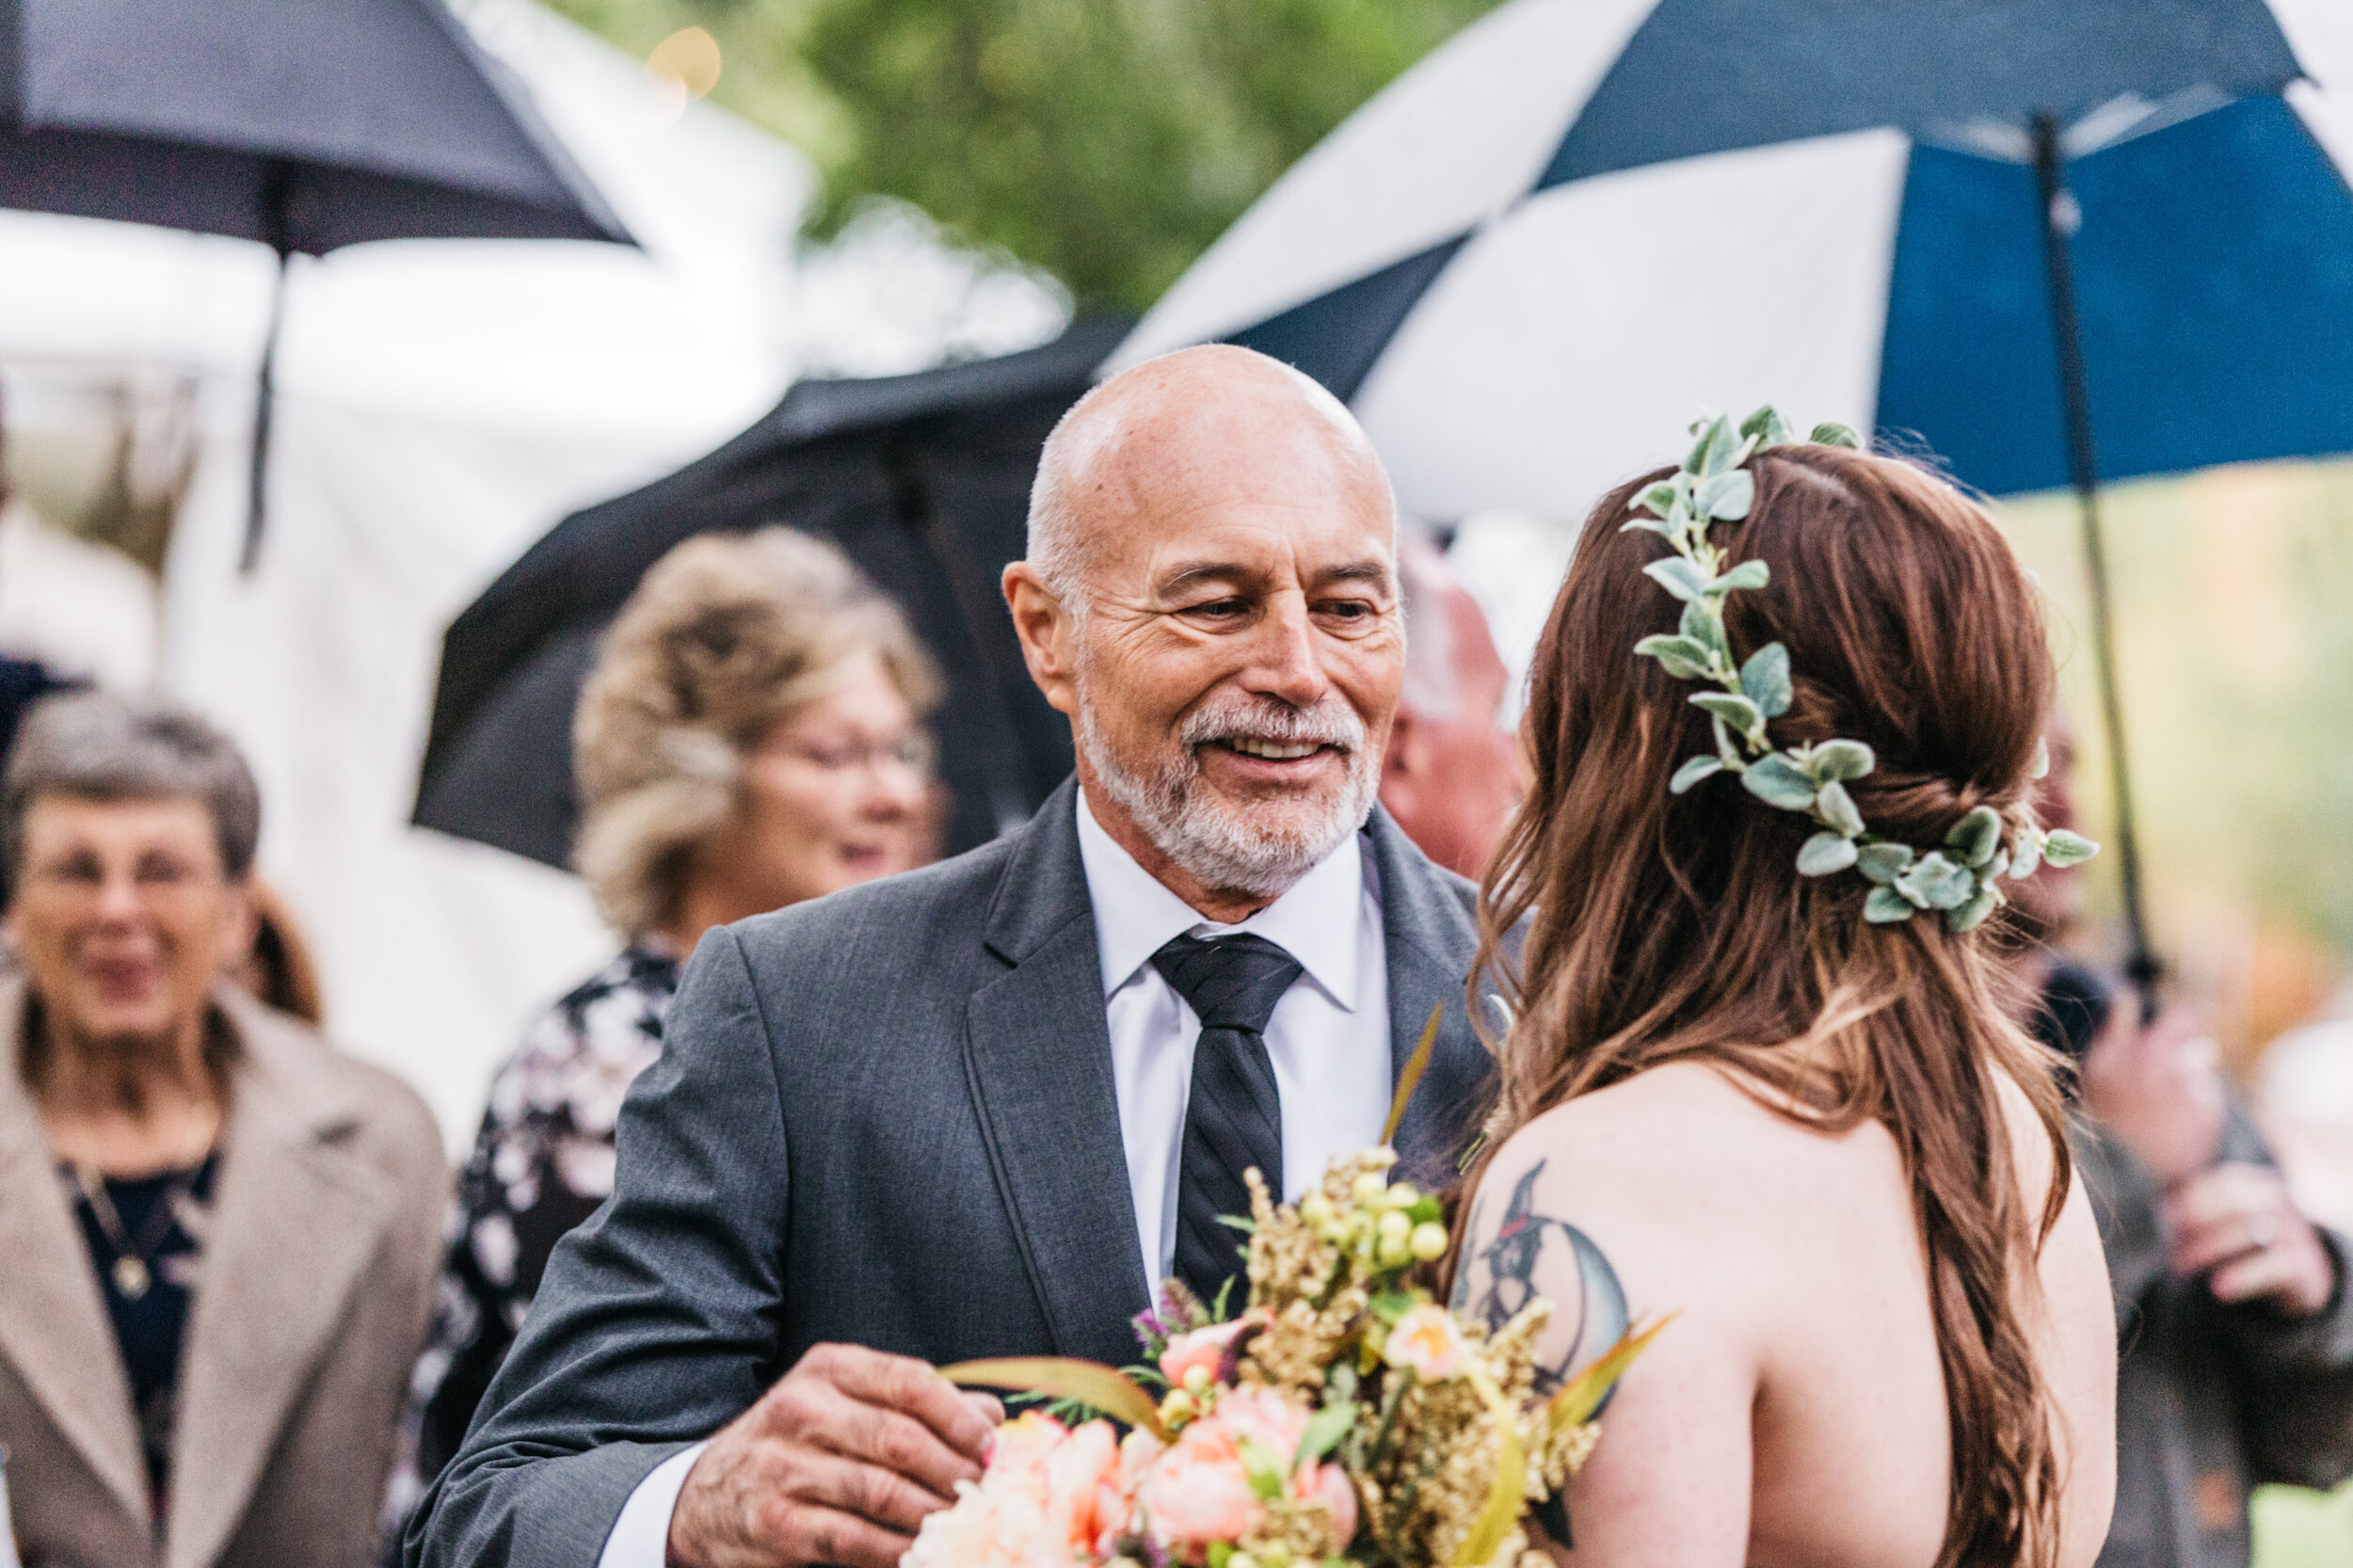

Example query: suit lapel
[0,978,151,1532]
[165,997,394,1568]
[964,781,1154,1367]
[1366,809,1497,1184]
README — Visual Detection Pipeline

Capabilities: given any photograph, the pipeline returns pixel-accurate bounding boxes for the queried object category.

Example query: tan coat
[0,977,448,1568]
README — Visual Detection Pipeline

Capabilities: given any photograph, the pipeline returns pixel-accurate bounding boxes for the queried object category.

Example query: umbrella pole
[2030,114,2159,1018]
[242,165,295,575]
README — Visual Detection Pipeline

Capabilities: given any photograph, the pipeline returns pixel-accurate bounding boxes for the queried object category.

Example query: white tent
[0,0,1025,1144]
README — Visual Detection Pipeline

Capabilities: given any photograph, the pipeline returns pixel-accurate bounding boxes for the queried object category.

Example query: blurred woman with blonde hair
[399,527,940,1500]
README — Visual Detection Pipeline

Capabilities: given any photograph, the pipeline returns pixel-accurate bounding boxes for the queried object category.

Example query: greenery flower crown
[1628,407,2098,932]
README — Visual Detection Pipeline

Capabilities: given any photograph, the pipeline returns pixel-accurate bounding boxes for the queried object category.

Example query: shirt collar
[1074,787,1365,1011]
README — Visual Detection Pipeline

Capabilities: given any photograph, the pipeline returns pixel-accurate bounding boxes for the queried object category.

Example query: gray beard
[1077,685,1378,899]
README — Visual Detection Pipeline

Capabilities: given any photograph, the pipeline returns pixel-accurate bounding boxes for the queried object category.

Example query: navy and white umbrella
[1112,0,2353,993]
[1114,0,2352,516]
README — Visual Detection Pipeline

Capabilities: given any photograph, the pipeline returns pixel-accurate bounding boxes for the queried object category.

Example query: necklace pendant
[112,1256,151,1301]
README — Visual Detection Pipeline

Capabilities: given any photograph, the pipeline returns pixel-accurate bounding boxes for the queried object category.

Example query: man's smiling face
[1005,347,1404,915]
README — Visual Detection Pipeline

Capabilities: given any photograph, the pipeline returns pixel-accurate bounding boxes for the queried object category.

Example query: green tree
[548,0,1500,311]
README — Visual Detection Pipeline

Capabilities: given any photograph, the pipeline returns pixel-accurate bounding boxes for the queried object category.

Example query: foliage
[1629,410,2096,932]
[546,0,1502,310]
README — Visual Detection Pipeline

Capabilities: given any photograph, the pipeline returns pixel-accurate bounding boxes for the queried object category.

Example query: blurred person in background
[0,692,444,1568]
[222,881,325,1026]
[2012,721,2353,1568]
[1375,536,1520,881]
[399,527,942,1506]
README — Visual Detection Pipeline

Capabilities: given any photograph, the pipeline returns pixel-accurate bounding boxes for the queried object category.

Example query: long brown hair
[1464,443,2071,1568]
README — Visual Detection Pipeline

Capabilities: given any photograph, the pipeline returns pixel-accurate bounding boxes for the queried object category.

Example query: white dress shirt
[598,791,1394,1565]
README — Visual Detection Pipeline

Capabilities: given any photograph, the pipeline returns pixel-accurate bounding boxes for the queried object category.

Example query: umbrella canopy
[1113,0,2350,520]
[1115,0,2353,997]
[413,318,1128,873]
[0,0,629,249]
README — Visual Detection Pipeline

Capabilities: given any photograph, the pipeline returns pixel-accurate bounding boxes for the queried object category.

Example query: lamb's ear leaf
[1947,882,2002,933]
[2042,829,2101,868]
[1644,556,1711,602]
[1864,886,1917,923]
[1635,633,1714,680]
[1670,755,1724,794]
[1739,753,1817,810]
[1690,692,1762,733]
[1811,738,1877,781]
[1857,841,1913,885]
[1713,559,1770,594]
[1740,407,1796,449]
[1817,779,1865,839]
[1739,641,1792,717]
[1945,806,2005,868]
[1797,832,1859,877]
[1694,469,1755,521]
[1810,421,1864,449]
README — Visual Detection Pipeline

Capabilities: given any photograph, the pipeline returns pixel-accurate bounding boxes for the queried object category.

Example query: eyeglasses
[768,730,936,779]
[22,851,223,904]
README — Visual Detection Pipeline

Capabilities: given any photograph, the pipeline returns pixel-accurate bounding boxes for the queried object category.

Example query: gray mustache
[1178,697,1362,752]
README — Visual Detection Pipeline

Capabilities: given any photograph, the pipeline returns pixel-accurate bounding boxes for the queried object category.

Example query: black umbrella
[413,317,1131,871]
[0,0,632,566]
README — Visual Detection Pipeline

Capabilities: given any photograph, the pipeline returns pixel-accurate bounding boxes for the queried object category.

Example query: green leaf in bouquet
[1864,886,1916,923]
[1809,738,1876,781]
[1797,832,1858,877]
[2042,829,2100,868]
[1208,1543,1234,1568]
[1945,806,2004,868]
[1454,1364,1527,1568]
[1694,469,1754,521]
[1368,1290,1421,1326]
[1816,779,1864,840]
[1547,1316,1673,1433]
[1643,556,1711,602]
[1294,1398,1359,1469]
[1690,691,1762,733]
[1670,755,1723,794]
[1237,1433,1289,1500]
[942,1357,1171,1439]
[1381,1003,1442,1146]
[1712,558,1770,594]
[1739,753,1817,810]
[1856,841,1913,885]
[1810,421,1863,449]
[1634,633,1715,680]
[1739,642,1792,717]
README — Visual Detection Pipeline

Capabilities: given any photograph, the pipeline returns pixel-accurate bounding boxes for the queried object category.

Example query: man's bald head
[1026,344,1396,609]
[1000,344,1408,919]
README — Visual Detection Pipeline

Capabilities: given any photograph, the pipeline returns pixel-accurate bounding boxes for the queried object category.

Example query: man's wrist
[599,1442,708,1568]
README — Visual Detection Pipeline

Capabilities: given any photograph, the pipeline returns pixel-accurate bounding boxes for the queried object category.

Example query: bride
[1451,424,2117,1567]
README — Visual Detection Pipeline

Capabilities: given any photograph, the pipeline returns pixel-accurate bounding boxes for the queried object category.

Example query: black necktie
[1152,932,1303,1312]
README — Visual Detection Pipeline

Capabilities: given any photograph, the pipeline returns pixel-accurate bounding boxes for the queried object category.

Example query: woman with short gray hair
[401,527,941,1505]
[0,691,445,1567]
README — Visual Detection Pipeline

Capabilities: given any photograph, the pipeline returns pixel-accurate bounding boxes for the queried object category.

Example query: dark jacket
[2074,1107,2353,1568]
[408,780,1496,1568]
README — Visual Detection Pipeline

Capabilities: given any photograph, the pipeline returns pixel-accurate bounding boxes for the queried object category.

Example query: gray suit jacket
[0,979,447,1568]
[410,781,1494,1567]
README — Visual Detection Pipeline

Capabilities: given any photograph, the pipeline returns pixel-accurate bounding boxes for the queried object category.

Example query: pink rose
[1383,1304,1471,1383]
[1210,1385,1312,1469]
[1311,1462,1359,1546]
[1157,1314,1261,1387]
[1136,1418,1262,1551]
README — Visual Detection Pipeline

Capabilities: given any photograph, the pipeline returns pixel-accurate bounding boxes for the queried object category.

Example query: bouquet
[911,1145,1657,1568]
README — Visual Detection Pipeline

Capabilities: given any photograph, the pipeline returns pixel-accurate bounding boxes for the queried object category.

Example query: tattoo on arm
[1457,1160,1629,1397]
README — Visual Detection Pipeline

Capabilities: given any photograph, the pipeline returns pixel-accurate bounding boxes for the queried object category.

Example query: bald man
[409,347,1497,1568]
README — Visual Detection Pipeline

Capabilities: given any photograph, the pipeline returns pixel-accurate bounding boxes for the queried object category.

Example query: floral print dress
[392,944,680,1514]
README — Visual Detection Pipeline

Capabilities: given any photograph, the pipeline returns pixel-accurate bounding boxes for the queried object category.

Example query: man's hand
[666,1344,1002,1568]
[2166,1162,2337,1319]
[2079,1002,2226,1187]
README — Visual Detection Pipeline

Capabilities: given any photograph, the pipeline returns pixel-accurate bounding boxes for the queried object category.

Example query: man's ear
[1002,562,1080,718]
[1381,705,1424,793]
